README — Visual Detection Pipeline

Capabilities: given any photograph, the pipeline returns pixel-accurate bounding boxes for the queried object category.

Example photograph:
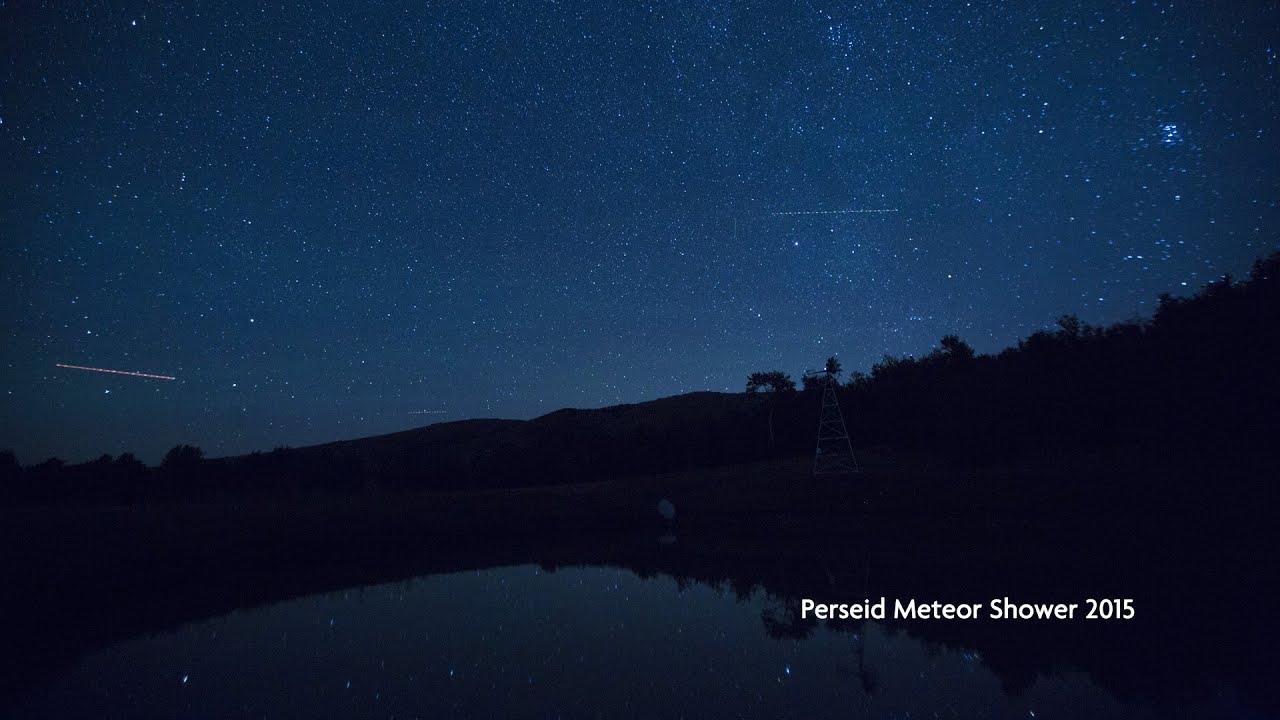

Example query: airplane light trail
[408,410,447,415]
[770,208,899,216]
[56,363,176,381]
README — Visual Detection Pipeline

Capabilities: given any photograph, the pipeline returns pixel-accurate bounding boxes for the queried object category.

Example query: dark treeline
[1,395,778,504]
[821,250,1276,467]
[752,251,1280,468]
[3,250,1277,504]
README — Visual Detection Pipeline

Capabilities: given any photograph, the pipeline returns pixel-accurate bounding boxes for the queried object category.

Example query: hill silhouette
[3,249,1277,504]
[2,252,1278,716]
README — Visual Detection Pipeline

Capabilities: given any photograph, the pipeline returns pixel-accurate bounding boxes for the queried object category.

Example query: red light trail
[56,363,176,381]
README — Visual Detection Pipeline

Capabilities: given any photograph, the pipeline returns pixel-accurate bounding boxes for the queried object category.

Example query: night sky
[3,1,1277,464]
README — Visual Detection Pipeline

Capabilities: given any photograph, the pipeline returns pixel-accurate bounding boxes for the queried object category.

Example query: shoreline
[2,453,1275,713]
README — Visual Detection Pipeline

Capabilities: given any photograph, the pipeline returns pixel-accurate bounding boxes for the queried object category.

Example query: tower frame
[810,373,859,476]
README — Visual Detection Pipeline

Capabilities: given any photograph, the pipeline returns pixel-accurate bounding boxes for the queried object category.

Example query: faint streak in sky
[408,410,447,415]
[56,363,176,381]
[769,209,900,216]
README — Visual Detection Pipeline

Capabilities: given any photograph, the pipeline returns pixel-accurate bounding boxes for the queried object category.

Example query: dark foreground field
[1,450,1275,715]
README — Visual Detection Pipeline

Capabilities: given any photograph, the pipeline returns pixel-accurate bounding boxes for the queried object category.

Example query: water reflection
[12,564,1162,719]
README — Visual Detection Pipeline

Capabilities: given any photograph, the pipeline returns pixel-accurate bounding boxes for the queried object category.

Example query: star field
[2,0,1277,462]
[18,565,1152,718]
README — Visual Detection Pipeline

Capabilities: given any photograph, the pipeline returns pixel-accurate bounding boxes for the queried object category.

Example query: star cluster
[2,0,1276,462]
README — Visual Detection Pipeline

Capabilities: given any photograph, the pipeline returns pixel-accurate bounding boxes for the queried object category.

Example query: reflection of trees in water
[760,597,816,640]
[855,631,878,695]
[760,594,880,694]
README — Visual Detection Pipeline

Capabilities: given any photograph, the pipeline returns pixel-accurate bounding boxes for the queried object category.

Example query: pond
[10,564,1180,719]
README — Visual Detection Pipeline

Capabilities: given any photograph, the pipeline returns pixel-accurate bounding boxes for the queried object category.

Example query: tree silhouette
[160,445,204,497]
[824,356,843,379]
[0,450,18,476]
[162,444,204,469]
[746,370,796,449]
[1056,314,1083,339]
[745,370,796,394]
[802,357,843,392]
[938,335,974,360]
[0,450,18,504]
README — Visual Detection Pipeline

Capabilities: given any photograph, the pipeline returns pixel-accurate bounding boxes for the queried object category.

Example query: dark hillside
[3,251,1277,504]
[189,391,772,496]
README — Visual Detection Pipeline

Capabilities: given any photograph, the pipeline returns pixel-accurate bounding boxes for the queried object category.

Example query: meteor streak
[56,363,176,381]
[770,208,899,216]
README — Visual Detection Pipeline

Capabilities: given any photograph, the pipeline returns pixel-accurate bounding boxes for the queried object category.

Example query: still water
[13,565,1157,719]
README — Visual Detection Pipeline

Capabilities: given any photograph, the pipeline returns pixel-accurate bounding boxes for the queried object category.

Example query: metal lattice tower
[808,370,860,476]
